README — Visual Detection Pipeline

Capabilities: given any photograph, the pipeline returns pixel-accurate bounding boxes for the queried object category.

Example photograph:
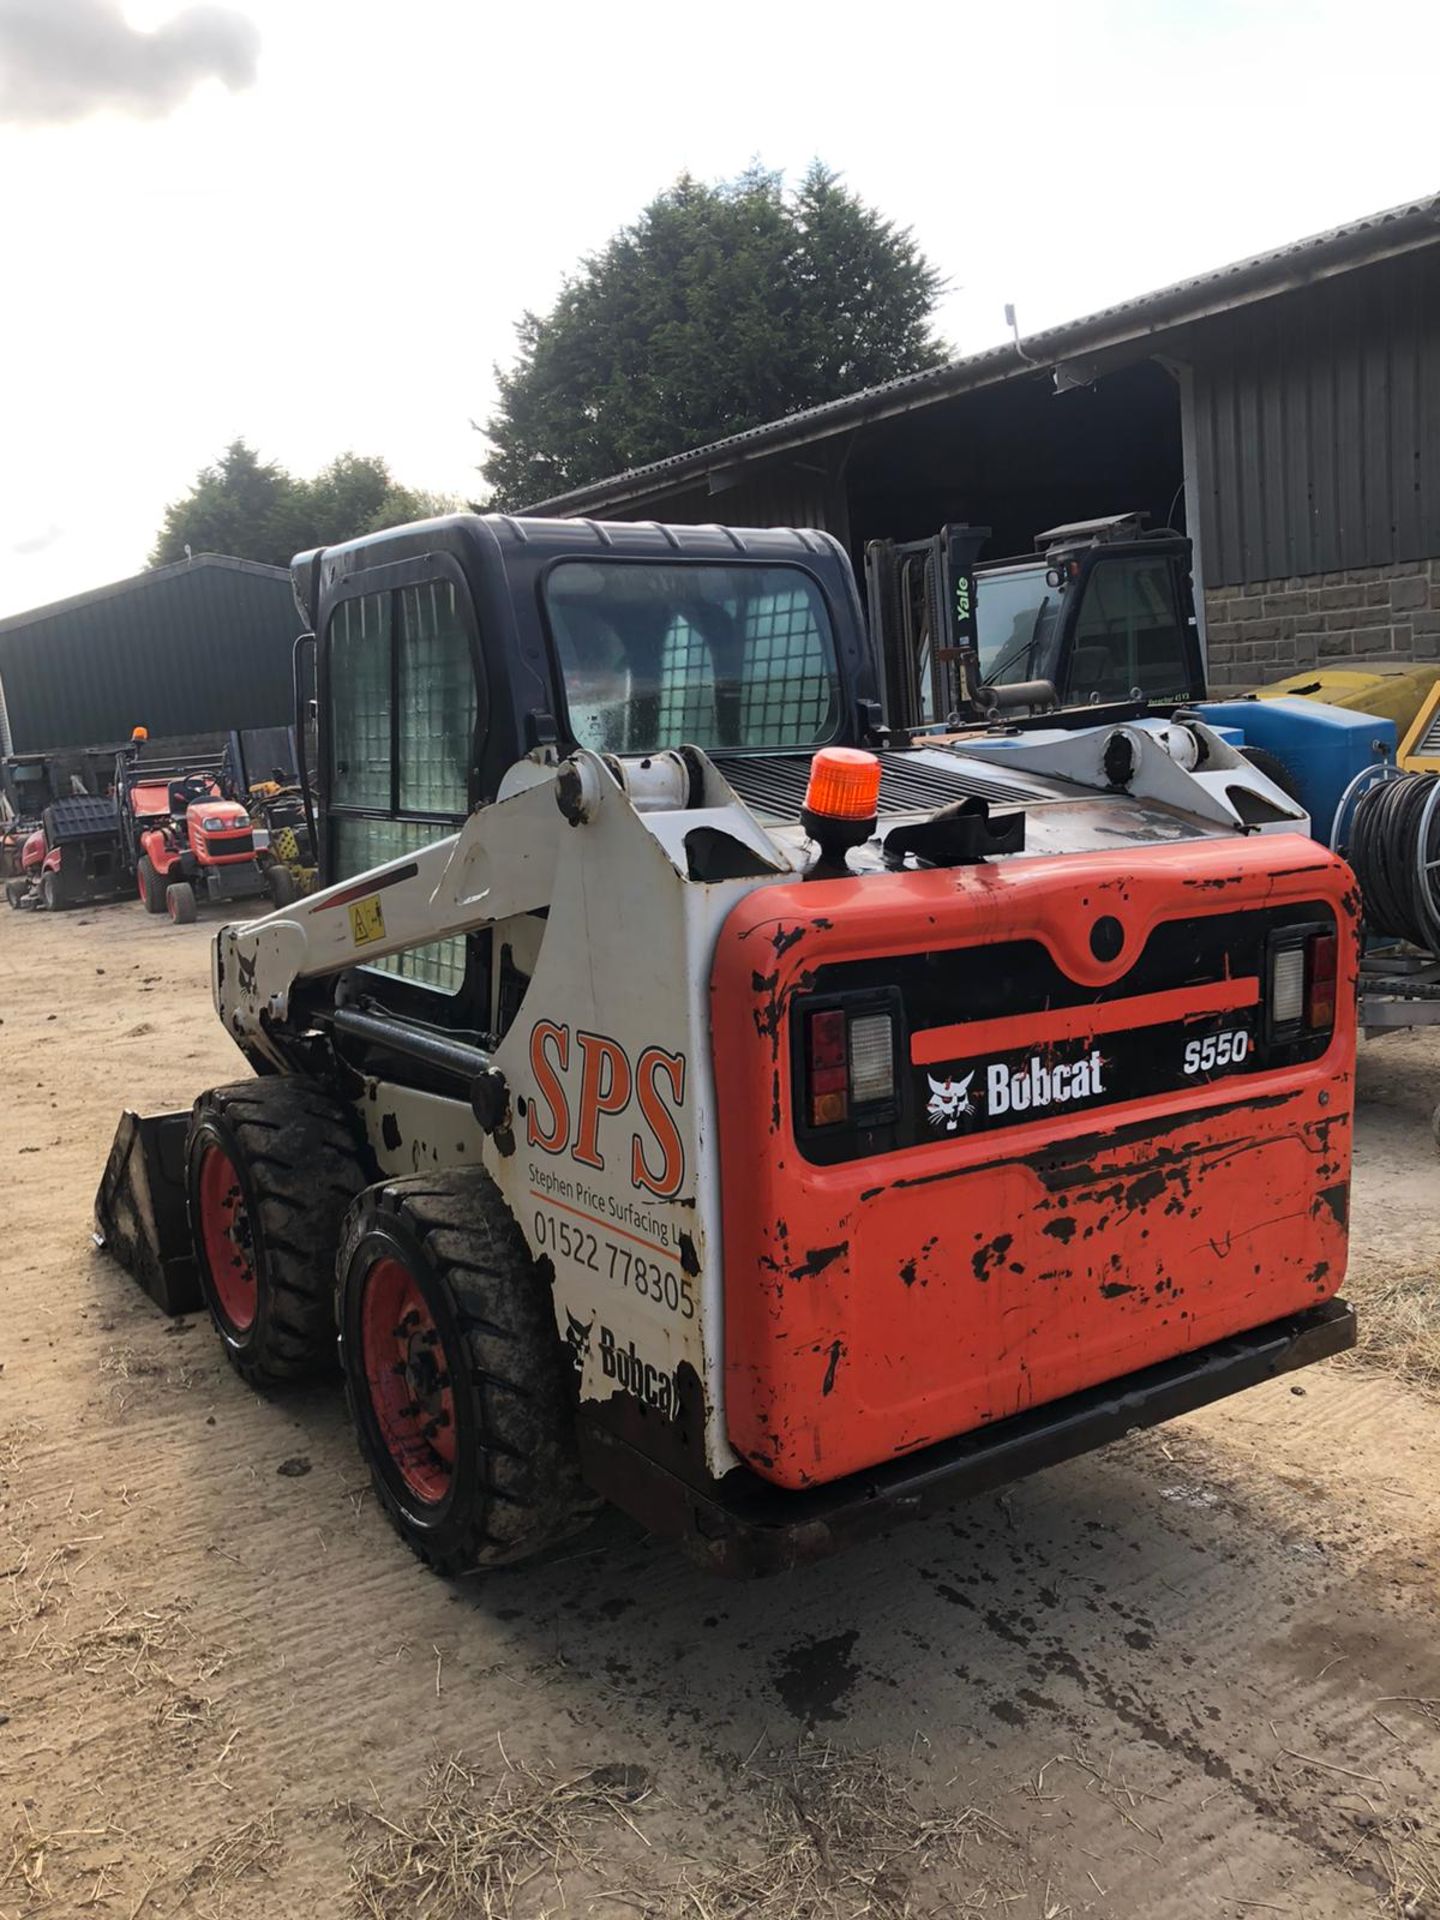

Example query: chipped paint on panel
[712,837,1358,1491]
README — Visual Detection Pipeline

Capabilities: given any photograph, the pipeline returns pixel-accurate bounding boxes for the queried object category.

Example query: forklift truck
[866,513,1205,728]
[96,514,1355,1576]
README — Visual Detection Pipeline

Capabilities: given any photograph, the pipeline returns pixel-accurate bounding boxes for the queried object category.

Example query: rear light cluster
[804,1004,896,1128]
[1268,928,1338,1037]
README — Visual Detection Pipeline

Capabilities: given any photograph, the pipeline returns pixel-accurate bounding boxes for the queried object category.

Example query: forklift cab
[866,514,1205,728]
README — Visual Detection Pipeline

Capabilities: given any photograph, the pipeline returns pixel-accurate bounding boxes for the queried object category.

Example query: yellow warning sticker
[349,896,386,947]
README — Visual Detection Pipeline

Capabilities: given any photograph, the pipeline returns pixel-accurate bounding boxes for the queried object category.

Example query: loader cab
[866,514,1204,728]
[293,512,877,1027]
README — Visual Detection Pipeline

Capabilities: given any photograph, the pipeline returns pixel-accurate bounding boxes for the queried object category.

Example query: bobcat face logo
[237,947,257,997]
[564,1310,593,1371]
[926,1070,975,1132]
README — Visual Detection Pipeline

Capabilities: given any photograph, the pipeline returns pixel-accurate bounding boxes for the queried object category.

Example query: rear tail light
[1270,944,1306,1027]
[804,1004,896,1128]
[848,1013,896,1104]
[1305,932,1338,1030]
[1268,926,1339,1037]
[806,1009,849,1127]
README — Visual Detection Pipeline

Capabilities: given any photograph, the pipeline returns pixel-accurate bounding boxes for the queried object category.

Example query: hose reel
[1332,764,1440,953]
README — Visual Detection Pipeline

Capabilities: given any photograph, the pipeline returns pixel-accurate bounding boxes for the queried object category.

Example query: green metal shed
[0,553,305,754]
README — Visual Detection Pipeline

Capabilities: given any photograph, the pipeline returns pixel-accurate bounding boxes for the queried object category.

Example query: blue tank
[1194,697,1396,846]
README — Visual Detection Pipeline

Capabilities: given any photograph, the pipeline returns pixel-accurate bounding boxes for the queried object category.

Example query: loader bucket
[93,1111,203,1316]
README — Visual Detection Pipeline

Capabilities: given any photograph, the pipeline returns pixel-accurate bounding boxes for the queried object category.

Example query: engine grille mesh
[712,751,1035,825]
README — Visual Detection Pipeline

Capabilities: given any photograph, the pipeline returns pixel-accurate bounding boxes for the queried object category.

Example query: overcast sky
[0,0,1437,618]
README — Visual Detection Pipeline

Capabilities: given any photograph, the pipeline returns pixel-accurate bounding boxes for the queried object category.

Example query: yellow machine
[1257,665,1440,739]
[1398,679,1440,773]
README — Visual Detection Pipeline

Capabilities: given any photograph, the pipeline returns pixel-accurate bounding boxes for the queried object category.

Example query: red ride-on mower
[119,763,296,923]
[4,797,125,912]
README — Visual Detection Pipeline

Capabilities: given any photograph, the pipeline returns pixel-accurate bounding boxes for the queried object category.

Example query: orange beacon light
[801,747,881,876]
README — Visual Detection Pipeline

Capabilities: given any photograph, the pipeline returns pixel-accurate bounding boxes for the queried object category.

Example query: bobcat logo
[564,1310,594,1371]
[237,947,257,997]
[926,1070,975,1132]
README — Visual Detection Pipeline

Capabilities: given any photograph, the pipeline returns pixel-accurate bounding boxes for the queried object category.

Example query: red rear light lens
[1305,932,1338,1031]
[807,1009,849,1126]
[804,1005,898,1127]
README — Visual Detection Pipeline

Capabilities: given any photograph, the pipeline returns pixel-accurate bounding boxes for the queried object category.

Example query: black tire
[187,1077,373,1388]
[138,855,167,914]
[266,863,298,908]
[337,1173,599,1574]
[1241,745,1303,803]
[166,880,198,924]
[40,870,67,911]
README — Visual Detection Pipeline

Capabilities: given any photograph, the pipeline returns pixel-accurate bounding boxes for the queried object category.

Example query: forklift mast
[866,513,1206,726]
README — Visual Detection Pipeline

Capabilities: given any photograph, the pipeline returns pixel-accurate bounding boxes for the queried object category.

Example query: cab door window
[1070,556,1190,701]
[398,582,478,812]
[330,593,391,808]
[325,575,482,998]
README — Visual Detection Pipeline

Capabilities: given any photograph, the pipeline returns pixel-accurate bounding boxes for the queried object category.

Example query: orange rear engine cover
[711,834,1357,1490]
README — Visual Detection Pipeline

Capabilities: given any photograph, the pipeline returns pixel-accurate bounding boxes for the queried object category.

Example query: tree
[479,163,946,509]
[149,441,455,568]
[148,440,292,567]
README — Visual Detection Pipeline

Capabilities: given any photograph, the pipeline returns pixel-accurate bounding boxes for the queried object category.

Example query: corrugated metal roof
[525,192,1440,519]
[0,553,304,753]
[0,551,290,637]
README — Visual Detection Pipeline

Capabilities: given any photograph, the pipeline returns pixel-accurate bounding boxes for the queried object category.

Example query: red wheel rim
[197,1145,258,1332]
[359,1257,457,1505]
[136,865,146,902]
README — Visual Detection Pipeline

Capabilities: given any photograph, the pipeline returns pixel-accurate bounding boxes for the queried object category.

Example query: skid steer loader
[96,515,1358,1576]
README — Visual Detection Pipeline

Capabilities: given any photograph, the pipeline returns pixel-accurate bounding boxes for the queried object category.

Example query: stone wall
[1204,558,1440,691]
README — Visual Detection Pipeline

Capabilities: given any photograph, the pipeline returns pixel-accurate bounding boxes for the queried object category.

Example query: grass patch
[348,1753,652,1919]
[348,1740,1014,1920]
[673,1737,1012,1919]
[1343,1258,1440,1394]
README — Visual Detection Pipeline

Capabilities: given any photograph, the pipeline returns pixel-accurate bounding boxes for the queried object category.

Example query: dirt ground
[2,897,1438,1920]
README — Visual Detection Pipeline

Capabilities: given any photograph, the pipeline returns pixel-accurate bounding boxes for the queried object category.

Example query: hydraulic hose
[1346,770,1440,951]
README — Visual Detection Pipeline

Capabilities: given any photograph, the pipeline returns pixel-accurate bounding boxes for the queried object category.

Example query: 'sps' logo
[926,1070,975,1132]
[527,1023,687,1200]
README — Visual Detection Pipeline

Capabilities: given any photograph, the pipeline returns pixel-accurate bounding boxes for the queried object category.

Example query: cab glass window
[325,576,482,999]
[329,594,391,807]
[545,561,841,754]
[975,566,1058,686]
[399,582,477,813]
[1071,556,1189,700]
[331,816,467,994]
